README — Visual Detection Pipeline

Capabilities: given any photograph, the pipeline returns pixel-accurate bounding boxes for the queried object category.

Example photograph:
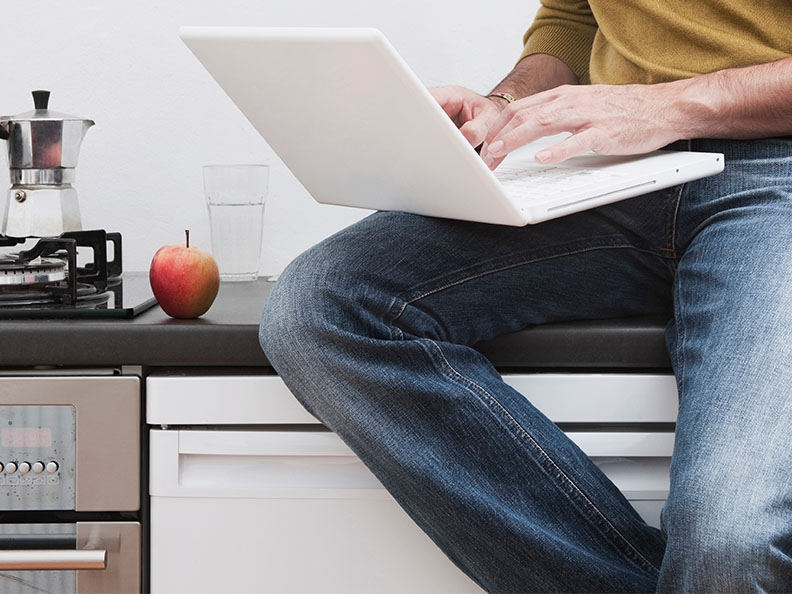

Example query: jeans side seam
[663,138,692,264]
[665,142,690,394]
[667,183,685,264]
[422,338,662,576]
[386,243,665,328]
[671,264,687,404]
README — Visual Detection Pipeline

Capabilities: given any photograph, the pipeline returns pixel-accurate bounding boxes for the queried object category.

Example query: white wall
[1,0,539,273]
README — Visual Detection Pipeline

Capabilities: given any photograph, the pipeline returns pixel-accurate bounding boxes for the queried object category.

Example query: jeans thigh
[660,137,792,591]
[283,182,681,350]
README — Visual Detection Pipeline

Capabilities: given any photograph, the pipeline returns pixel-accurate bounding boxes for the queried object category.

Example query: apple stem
[185,229,190,248]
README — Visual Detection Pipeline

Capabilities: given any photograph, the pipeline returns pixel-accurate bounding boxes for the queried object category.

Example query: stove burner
[0,230,122,308]
[0,256,67,286]
[0,282,111,308]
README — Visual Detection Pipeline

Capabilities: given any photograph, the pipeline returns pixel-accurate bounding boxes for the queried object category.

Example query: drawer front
[146,373,678,425]
[150,428,671,593]
[150,429,670,512]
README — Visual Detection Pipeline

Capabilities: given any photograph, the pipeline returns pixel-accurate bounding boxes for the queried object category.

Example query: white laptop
[179,26,724,226]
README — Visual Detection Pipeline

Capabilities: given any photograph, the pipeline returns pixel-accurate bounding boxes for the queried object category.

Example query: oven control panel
[0,405,76,510]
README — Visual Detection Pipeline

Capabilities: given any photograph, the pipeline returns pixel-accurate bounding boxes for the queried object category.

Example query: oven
[0,374,141,593]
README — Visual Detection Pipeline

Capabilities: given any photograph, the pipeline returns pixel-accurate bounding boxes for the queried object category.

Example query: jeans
[259,138,792,592]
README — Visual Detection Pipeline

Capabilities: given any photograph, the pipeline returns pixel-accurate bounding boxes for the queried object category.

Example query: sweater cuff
[519,25,595,84]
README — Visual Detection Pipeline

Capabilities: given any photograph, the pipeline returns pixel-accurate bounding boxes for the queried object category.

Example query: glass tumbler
[203,164,269,281]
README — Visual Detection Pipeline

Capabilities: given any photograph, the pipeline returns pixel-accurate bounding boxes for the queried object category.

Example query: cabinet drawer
[146,373,678,425]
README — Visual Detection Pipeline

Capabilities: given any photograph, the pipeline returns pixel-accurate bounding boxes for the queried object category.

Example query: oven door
[0,376,140,513]
[0,375,142,594]
[0,521,140,593]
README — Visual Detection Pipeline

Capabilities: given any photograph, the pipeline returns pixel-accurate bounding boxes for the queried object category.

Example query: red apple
[149,230,220,319]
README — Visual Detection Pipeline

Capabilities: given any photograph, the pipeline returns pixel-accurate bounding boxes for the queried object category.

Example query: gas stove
[0,229,156,319]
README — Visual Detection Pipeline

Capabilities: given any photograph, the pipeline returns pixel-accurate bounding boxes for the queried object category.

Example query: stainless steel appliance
[0,91,156,319]
[0,375,141,593]
[0,90,93,238]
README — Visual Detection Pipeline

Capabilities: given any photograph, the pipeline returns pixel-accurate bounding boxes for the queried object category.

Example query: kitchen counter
[0,276,672,369]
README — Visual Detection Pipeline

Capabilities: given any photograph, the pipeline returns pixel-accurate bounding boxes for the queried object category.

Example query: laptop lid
[180,26,723,226]
[179,26,533,225]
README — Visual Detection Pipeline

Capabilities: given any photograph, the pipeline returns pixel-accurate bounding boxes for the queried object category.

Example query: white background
[1,0,540,273]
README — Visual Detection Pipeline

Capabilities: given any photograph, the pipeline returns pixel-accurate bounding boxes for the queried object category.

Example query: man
[260,2,792,591]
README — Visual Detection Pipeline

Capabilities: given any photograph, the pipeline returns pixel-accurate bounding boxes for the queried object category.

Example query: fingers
[486,106,578,160]
[430,85,521,155]
[483,87,582,162]
[479,83,670,166]
[428,87,464,120]
[482,128,598,170]
[484,88,558,144]
[459,118,488,148]
[482,151,507,170]
[534,128,607,164]
[430,86,503,150]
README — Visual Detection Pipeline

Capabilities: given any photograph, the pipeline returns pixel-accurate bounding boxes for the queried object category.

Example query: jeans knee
[259,233,404,430]
[260,246,332,364]
[259,236,393,371]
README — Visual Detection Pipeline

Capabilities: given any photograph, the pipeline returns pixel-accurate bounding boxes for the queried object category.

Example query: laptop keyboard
[494,164,629,200]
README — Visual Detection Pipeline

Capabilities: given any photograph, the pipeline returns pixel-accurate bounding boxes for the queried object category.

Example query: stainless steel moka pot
[0,90,94,237]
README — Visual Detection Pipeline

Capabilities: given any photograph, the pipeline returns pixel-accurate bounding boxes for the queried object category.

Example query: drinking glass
[203,164,269,281]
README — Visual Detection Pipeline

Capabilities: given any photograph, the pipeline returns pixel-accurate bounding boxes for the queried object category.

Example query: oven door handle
[0,549,107,570]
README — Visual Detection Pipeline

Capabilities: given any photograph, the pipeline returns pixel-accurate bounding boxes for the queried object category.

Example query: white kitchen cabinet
[148,373,677,593]
[150,429,484,593]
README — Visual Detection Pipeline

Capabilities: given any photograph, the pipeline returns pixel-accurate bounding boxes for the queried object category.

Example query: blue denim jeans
[259,138,792,592]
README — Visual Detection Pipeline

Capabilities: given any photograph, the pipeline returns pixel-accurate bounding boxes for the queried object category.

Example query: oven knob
[32,461,45,474]
[18,462,31,474]
[5,462,17,474]
[46,461,59,473]
[0,462,3,473]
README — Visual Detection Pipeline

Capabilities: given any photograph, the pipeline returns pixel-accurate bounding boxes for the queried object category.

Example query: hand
[429,86,508,150]
[483,83,683,168]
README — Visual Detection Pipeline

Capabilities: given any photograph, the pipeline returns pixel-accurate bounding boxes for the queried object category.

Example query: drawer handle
[0,549,107,570]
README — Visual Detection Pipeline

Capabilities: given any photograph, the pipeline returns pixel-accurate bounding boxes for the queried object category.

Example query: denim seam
[387,243,665,329]
[665,138,692,264]
[668,141,691,391]
[422,338,661,576]
[385,295,406,341]
[665,183,684,266]
[671,262,687,402]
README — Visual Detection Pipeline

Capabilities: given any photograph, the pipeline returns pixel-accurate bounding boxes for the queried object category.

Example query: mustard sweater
[520,1,792,84]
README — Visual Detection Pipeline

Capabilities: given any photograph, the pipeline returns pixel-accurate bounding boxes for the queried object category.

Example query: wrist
[659,76,721,140]
[487,92,516,105]
[485,93,511,113]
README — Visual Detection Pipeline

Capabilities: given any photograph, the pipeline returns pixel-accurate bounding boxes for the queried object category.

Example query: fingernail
[483,154,494,169]
[536,150,551,163]
[488,140,504,155]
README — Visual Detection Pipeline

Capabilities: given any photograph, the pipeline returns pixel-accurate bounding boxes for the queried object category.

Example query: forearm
[666,56,792,140]
[490,53,579,102]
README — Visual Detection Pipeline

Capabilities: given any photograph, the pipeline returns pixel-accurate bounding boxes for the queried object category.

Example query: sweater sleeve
[519,0,598,84]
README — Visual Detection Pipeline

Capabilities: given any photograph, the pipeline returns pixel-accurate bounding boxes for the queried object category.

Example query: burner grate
[0,230,122,307]
[0,282,111,308]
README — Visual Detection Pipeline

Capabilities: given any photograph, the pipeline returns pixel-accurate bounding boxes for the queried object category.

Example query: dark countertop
[0,277,672,369]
